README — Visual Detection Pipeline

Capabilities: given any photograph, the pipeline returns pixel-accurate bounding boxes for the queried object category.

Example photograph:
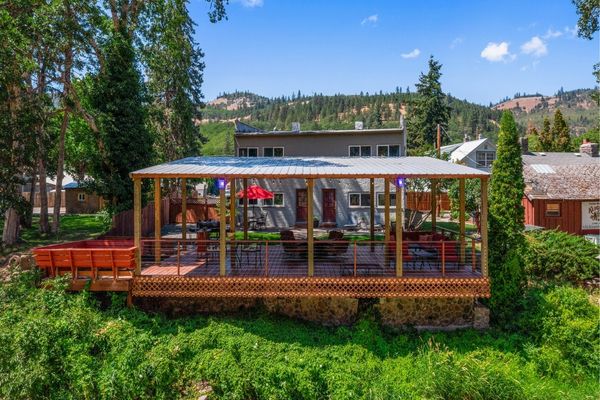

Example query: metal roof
[131,156,489,179]
[441,138,493,163]
[522,152,598,166]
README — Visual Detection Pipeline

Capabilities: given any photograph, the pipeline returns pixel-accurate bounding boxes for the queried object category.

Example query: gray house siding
[233,127,405,228]
[235,177,398,228]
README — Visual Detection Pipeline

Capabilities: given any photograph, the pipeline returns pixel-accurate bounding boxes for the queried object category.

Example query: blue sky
[189,0,598,105]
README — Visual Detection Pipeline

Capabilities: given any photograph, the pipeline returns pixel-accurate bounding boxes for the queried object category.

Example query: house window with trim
[263,147,284,157]
[377,145,401,157]
[238,198,258,206]
[262,193,284,207]
[476,151,495,167]
[77,193,86,202]
[545,203,560,217]
[376,192,397,208]
[348,193,371,207]
[349,145,371,157]
[238,147,258,157]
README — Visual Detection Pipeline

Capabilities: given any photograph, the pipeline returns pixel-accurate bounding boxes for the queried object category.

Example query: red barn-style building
[521,139,600,240]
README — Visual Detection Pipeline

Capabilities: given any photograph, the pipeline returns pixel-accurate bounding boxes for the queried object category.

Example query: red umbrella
[236,184,273,200]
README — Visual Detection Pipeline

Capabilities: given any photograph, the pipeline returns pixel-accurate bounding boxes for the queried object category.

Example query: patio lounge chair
[280,230,308,258]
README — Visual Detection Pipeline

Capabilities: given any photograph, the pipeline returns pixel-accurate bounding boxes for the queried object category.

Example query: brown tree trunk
[52,110,69,233]
[23,173,36,228]
[38,159,50,234]
[2,208,20,246]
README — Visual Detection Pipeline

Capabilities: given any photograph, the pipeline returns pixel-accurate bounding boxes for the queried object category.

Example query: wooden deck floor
[141,244,481,279]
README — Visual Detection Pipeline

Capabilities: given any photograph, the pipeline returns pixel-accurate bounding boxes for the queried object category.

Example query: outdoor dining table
[409,245,439,270]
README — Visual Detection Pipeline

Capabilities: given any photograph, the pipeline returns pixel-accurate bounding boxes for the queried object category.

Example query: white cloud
[564,25,577,37]
[543,28,562,39]
[361,14,378,25]
[401,48,421,59]
[521,36,547,57]
[450,37,464,49]
[239,0,263,7]
[480,42,514,62]
[520,60,540,71]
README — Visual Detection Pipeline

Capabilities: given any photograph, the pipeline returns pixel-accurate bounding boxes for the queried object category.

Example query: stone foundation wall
[133,296,489,330]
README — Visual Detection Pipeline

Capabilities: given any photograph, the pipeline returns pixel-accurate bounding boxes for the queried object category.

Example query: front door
[322,189,336,226]
[296,189,307,224]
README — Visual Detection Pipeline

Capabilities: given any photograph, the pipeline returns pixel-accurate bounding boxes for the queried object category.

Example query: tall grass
[0,269,598,399]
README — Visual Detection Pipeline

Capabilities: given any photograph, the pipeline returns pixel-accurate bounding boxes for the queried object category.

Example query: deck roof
[131,156,489,179]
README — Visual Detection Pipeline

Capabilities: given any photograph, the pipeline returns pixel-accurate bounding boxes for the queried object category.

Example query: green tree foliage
[144,0,211,162]
[573,0,599,40]
[85,32,154,210]
[538,117,553,151]
[448,179,481,219]
[523,230,599,285]
[407,56,451,151]
[488,111,526,323]
[572,127,600,149]
[551,109,571,151]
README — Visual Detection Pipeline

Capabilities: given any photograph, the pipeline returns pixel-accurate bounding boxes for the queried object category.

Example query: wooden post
[219,185,227,276]
[369,178,375,251]
[154,178,161,263]
[384,179,390,242]
[181,178,187,241]
[395,182,403,277]
[229,179,236,239]
[480,178,489,277]
[459,178,466,263]
[307,178,314,276]
[243,178,248,240]
[133,178,142,275]
[430,179,437,231]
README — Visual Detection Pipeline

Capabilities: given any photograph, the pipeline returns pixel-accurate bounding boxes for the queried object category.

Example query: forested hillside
[201,90,503,155]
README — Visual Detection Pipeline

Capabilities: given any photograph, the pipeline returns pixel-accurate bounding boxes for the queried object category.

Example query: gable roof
[441,138,493,163]
[524,163,600,200]
[522,152,597,166]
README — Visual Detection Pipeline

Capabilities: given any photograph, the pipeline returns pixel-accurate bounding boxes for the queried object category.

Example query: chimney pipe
[580,141,599,157]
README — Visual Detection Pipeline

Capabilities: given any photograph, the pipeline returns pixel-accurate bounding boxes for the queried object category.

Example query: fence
[106,198,170,237]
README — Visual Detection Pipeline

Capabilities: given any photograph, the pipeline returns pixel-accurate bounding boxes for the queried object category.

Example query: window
[349,145,371,157]
[77,193,86,202]
[376,192,397,208]
[238,198,258,205]
[476,151,495,167]
[263,147,284,157]
[348,193,371,207]
[263,193,284,207]
[377,145,401,157]
[238,147,258,157]
[545,203,561,217]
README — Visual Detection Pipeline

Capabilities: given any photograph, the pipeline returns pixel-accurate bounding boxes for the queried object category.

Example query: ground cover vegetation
[0,267,598,400]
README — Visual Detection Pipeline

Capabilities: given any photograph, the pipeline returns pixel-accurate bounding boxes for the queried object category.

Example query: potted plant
[313,217,320,228]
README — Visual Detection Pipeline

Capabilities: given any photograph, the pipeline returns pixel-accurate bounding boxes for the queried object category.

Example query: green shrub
[524,230,599,284]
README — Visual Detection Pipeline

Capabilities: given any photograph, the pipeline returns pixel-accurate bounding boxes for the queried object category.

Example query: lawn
[0,214,106,263]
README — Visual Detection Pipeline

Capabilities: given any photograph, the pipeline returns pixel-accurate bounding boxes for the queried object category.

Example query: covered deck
[34,156,490,299]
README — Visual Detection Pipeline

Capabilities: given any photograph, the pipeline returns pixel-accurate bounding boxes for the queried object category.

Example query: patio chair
[280,230,307,258]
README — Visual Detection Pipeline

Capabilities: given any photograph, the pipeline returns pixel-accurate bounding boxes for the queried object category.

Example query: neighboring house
[234,120,407,227]
[440,137,496,171]
[521,139,600,238]
[64,182,105,214]
[21,174,75,208]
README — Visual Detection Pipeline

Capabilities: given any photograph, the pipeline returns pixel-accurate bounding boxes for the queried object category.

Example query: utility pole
[436,123,441,158]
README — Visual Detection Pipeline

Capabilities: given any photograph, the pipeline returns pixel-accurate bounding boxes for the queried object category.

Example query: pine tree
[538,117,553,151]
[86,31,154,211]
[551,109,571,151]
[407,56,450,150]
[488,111,526,323]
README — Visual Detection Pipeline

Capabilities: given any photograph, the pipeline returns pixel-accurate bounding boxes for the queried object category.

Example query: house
[521,138,600,239]
[440,137,496,171]
[233,120,408,227]
[64,182,105,214]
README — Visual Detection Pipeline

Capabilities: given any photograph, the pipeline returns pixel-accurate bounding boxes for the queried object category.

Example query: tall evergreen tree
[551,109,571,151]
[86,31,154,210]
[488,111,526,323]
[538,117,553,151]
[407,56,450,151]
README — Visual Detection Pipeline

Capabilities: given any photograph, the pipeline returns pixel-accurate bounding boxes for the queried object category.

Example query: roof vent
[291,122,300,132]
[574,153,581,157]
[539,152,546,156]
[355,121,364,130]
